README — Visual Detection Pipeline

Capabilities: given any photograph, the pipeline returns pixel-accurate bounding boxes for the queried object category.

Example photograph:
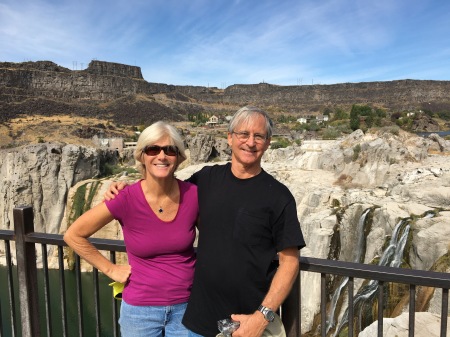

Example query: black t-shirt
[182,163,306,336]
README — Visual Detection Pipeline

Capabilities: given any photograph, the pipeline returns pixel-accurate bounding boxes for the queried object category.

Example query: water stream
[325,208,371,333]
[331,216,412,336]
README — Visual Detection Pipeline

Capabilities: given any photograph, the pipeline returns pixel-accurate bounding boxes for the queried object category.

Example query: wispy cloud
[1,0,450,85]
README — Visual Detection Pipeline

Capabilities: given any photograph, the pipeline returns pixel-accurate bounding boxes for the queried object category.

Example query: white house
[316,115,329,123]
[206,115,219,127]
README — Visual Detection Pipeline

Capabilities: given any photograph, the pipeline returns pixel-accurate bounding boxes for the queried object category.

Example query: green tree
[358,105,372,116]
[350,105,360,131]
[333,108,349,121]
[375,108,387,118]
[309,121,321,131]
[365,114,374,128]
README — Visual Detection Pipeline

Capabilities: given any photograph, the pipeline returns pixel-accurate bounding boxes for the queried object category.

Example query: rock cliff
[264,132,450,334]
[0,60,184,125]
[185,133,231,163]
[2,60,450,126]
[0,143,118,234]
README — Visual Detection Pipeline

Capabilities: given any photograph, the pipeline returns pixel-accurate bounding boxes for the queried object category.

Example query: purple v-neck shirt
[105,179,198,305]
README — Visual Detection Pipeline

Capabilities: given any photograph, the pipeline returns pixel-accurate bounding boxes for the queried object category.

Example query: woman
[64,121,198,337]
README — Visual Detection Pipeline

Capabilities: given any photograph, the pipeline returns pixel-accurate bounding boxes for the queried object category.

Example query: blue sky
[1,0,450,87]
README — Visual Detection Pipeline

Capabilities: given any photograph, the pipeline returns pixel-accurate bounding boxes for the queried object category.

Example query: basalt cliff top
[1,60,449,148]
[2,60,450,121]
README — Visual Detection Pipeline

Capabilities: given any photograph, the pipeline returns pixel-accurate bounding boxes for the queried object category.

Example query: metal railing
[1,206,449,337]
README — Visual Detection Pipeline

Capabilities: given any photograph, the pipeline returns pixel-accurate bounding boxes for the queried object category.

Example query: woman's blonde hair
[134,121,186,177]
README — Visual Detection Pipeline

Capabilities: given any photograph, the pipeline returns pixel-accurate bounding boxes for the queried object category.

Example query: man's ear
[263,137,271,150]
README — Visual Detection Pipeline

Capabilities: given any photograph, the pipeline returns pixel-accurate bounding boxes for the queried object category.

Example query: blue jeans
[119,300,188,337]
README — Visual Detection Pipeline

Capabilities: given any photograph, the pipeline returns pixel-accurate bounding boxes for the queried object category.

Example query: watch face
[258,305,276,322]
[266,310,275,322]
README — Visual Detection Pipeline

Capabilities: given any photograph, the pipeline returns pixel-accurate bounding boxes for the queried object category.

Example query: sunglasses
[143,145,179,157]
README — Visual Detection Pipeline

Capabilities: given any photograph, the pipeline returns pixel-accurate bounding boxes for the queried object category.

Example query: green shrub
[352,144,361,161]
[100,163,138,177]
[322,128,341,140]
[380,125,400,135]
[270,138,290,149]
[69,184,87,223]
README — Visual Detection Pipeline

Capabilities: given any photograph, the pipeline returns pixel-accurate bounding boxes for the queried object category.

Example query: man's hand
[104,181,128,201]
[230,312,268,337]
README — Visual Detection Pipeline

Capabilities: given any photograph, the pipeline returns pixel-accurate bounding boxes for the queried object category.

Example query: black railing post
[13,206,41,337]
[282,267,301,337]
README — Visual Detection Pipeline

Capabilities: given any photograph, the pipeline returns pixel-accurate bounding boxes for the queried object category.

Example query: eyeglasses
[232,131,267,143]
[143,145,179,156]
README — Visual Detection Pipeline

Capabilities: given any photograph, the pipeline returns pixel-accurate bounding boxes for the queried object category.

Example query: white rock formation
[0,143,118,266]
[359,312,448,337]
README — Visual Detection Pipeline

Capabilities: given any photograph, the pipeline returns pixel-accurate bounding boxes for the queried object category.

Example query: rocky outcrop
[0,60,172,104]
[0,143,118,233]
[359,312,448,337]
[86,60,143,79]
[260,132,450,334]
[185,133,231,163]
[263,128,443,187]
[411,113,441,132]
[222,80,450,112]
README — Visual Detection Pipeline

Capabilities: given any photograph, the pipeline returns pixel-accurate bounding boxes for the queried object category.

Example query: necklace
[155,180,176,214]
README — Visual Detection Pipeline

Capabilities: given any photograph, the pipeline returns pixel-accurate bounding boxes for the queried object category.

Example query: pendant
[158,207,163,213]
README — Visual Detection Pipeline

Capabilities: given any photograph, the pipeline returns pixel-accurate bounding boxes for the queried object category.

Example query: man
[107,106,305,337]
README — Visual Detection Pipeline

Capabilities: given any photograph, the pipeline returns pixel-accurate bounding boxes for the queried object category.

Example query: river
[416,130,450,137]
[0,265,119,337]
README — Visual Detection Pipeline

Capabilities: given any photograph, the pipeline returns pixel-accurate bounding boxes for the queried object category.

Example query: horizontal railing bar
[24,233,126,252]
[0,230,14,240]
[23,233,64,245]
[87,238,126,252]
[5,230,450,288]
[300,256,450,289]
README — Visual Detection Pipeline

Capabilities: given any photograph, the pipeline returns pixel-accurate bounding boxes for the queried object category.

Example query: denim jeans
[119,300,188,337]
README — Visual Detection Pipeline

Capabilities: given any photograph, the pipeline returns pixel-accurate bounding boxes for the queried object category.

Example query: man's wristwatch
[258,305,275,322]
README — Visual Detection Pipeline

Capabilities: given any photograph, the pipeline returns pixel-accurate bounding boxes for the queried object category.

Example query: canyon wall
[2,60,450,119]
[0,143,118,233]
[0,60,170,103]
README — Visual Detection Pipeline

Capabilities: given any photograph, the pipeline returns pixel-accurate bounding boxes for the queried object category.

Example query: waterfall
[326,277,349,333]
[390,226,410,268]
[326,208,371,333]
[355,208,371,263]
[332,218,411,336]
